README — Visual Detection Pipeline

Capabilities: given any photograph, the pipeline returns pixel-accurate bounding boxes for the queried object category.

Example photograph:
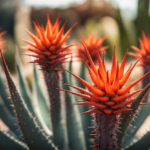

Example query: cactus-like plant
[59,43,150,150]
[74,35,108,63]
[130,31,150,101]
[22,15,77,150]
[1,14,150,150]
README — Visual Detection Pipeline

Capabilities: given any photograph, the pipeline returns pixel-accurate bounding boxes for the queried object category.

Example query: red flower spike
[113,109,131,114]
[97,70,105,91]
[81,110,103,115]
[74,35,108,63]
[119,50,128,79]
[64,83,109,102]
[98,53,106,80]
[112,90,142,102]
[83,60,98,86]
[0,30,6,53]
[105,71,116,97]
[119,60,139,88]
[103,109,113,115]
[111,97,136,109]
[130,31,150,66]
[24,15,77,68]
[112,62,119,92]
[63,46,149,115]
[63,68,105,97]
[80,41,98,75]
[110,46,116,84]
[118,71,150,96]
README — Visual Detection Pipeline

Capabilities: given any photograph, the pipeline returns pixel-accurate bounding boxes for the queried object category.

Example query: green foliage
[1,50,57,150]
[117,84,150,147]
[124,131,150,150]
[0,129,29,150]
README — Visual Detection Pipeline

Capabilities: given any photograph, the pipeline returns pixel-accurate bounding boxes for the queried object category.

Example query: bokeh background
[0,0,150,138]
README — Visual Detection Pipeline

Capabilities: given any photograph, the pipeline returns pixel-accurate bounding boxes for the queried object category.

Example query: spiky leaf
[1,50,58,150]
[63,64,86,150]
[0,96,22,139]
[117,83,150,146]
[124,131,150,150]
[0,129,29,150]
[33,64,52,132]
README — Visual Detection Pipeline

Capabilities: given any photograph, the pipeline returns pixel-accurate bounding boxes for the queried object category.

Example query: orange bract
[130,31,150,66]
[74,35,108,62]
[23,15,77,68]
[0,31,6,52]
[59,44,149,115]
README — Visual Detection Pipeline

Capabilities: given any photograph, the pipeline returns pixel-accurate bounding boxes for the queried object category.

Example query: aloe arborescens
[23,15,77,149]
[60,43,150,150]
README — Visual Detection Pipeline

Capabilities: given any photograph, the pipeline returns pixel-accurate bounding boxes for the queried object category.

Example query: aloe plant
[0,15,150,150]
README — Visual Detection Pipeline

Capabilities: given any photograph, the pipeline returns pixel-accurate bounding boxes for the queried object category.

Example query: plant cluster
[0,15,150,150]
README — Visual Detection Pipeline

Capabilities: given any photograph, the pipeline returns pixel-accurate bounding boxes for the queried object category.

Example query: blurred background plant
[0,0,150,149]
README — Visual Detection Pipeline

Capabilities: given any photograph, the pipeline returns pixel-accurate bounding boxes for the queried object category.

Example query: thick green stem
[43,64,69,150]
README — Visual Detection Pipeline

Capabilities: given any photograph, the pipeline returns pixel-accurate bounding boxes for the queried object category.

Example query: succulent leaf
[117,83,150,146]
[0,68,15,116]
[63,65,87,150]
[16,48,52,136]
[124,131,150,150]
[0,96,22,140]
[0,129,29,150]
[33,64,52,132]
[0,50,58,150]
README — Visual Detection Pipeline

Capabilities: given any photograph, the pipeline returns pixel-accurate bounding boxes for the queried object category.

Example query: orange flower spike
[148,34,150,48]
[112,62,119,92]
[52,21,67,45]
[83,60,98,86]
[97,53,106,80]
[73,101,107,109]
[118,71,150,96]
[25,29,45,51]
[46,15,53,41]
[128,53,141,59]
[56,22,78,49]
[52,21,61,39]
[97,35,107,48]
[81,110,103,115]
[33,22,43,41]
[80,41,98,75]
[58,88,98,103]
[38,25,51,48]
[102,52,107,73]
[113,108,131,114]
[119,60,139,88]
[112,89,142,102]
[110,47,116,84]
[138,38,145,50]
[142,30,149,50]
[65,83,109,102]
[96,69,105,90]
[0,31,6,37]
[23,39,38,49]
[119,50,128,79]
[105,71,116,97]
[53,45,72,54]
[111,97,137,110]
[63,68,105,97]
[52,15,60,32]
[130,46,144,55]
